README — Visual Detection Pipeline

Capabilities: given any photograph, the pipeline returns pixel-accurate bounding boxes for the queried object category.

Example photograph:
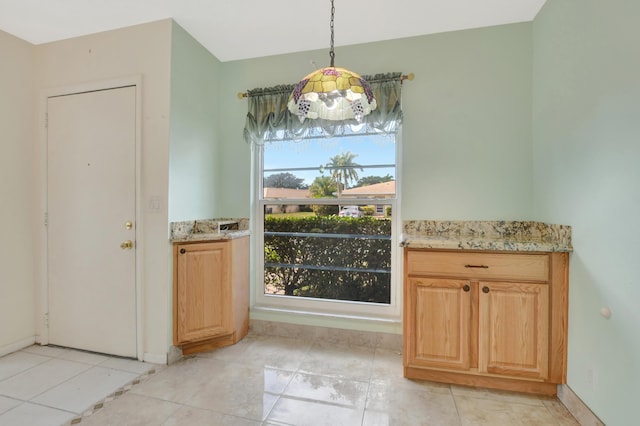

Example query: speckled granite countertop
[401,220,572,252]
[170,218,250,243]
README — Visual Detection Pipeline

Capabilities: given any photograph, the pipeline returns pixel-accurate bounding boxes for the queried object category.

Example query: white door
[47,86,137,358]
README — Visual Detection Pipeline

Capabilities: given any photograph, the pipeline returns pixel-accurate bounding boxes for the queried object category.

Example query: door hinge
[44,212,48,227]
[44,312,49,329]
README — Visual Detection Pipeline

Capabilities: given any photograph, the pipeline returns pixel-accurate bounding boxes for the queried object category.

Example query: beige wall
[34,20,173,362]
[0,30,36,354]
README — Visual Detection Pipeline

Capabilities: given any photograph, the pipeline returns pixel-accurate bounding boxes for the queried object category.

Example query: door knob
[120,240,134,250]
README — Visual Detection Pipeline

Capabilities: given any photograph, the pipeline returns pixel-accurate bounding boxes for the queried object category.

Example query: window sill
[250,304,402,334]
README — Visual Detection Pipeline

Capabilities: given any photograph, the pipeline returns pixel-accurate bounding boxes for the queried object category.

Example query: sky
[263,134,396,187]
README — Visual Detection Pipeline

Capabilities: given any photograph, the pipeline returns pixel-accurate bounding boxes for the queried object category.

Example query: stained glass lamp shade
[287,66,377,123]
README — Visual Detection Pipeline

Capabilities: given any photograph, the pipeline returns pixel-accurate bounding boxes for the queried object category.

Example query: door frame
[37,75,144,360]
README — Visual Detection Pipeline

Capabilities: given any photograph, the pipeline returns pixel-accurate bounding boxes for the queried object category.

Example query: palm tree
[327,151,363,197]
[309,176,339,216]
[309,176,337,198]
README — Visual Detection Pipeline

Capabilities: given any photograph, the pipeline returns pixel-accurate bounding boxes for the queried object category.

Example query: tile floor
[0,344,157,426]
[0,334,580,426]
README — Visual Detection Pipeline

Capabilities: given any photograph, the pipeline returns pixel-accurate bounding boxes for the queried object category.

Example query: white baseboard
[143,352,167,365]
[558,384,604,426]
[0,336,36,357]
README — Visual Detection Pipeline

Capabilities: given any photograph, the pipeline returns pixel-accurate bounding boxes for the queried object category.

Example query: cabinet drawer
[406,251,549,282]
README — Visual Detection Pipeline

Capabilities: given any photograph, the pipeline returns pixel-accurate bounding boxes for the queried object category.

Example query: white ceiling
[0,0,547,62]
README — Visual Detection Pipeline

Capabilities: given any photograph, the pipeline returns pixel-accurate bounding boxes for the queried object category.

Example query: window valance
[243,72,404,145]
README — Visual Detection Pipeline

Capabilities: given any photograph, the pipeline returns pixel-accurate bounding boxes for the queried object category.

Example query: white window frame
[252,131,403,322]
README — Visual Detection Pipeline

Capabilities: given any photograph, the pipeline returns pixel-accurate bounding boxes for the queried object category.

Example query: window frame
[252,131,403,322]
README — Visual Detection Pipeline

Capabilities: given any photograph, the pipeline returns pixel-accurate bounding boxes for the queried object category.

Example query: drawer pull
[482,286,490,293]
[463,284,470,292]
[180,248,186,254]
[465,264,489,269]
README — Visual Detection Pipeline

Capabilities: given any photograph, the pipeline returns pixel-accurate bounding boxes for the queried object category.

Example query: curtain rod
[237,72,414,99]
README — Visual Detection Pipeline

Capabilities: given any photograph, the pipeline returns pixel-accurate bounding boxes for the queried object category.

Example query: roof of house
[263,187,311,199]
[341,181,396,197]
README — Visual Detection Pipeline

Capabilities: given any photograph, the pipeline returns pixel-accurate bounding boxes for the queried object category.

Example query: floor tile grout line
[361,339,379,425]
[0,401,77,426]
[17,346,152,375]
[2,398,79,416]
[261,339,301,425]
[59,366,160,425]
[0,356,95,403]
[266,332,313,424]
[360,378,373,426]
[449,385,465,426]
[48,347,138,370]
[168,393,281,425]
[20,360,99,403]
[0,352,55,384]
[4,359,144,407]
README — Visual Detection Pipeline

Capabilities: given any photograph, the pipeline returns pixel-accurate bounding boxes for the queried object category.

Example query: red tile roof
[263,187,311,199]
[341,181,396,197]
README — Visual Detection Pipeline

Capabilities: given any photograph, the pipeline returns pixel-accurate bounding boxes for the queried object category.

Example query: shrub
[264,216,391,303]
[312,204,339,216]
[361,205,375,216]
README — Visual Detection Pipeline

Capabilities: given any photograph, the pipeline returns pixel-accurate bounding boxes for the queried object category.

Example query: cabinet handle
[179,248,186,254]
[463,284,470,292]
[465,264,489,269]
[482,286,490,293]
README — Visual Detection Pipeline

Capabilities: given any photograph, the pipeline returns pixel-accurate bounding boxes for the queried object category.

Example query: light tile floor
[0,344,158,426]
[0,335,580,425]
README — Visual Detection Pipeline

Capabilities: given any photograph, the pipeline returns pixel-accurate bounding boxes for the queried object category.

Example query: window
[254,130,401,319]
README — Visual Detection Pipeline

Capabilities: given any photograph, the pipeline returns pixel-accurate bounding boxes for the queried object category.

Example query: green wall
[168,22,222,222]
[533,1,640,424]
[215,23,534,332]
[208,8,640,422]
[217,23,534,220]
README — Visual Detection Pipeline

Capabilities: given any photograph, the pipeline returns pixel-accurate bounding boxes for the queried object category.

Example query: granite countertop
[170,218,250,243]
[401,220,573,252]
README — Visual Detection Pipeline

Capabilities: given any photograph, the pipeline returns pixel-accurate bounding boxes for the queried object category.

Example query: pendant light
[287,0,377,123]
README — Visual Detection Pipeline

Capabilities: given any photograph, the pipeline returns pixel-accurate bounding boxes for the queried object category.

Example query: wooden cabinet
[407,277,472,371]
[404,249,568,395]
[173,236,249,355]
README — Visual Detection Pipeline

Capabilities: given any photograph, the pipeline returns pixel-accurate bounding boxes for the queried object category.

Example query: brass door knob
[120,240,134,250]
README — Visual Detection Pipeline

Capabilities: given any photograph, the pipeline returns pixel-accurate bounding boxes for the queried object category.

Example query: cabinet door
[478,281,549,380]
[175,242,231,344]
[406,278,471,370]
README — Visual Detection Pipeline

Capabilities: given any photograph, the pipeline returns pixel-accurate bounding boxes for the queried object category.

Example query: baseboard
[167,346,183,365]
[0,336,36,357]
[250,319,402,351]
[143,352,167,365]
[557,384,605,426]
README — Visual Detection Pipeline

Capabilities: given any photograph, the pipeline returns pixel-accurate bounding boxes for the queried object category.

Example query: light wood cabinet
[173,236,249,355]
[404,249,568,395]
